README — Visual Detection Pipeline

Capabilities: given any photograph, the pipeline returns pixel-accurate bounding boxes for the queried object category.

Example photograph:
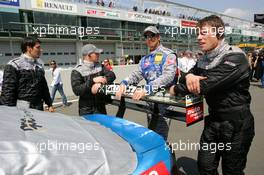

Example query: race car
[0,105,173,175]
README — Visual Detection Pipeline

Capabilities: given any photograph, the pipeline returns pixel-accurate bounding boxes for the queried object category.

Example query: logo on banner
[98,11,106,16]
[128,12,153,22]
[107,11,120,18]
[186,103,204,126]
[157,17,180,27]
[181,20,197,27]
[32,0,77,13]
[0,0,19,6]
[87,10,97,15]
[86,9,120,18]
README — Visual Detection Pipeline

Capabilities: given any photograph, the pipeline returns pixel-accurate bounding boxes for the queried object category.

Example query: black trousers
[30,102,44,111]
[198,107,255,175]
[79,104,107,116]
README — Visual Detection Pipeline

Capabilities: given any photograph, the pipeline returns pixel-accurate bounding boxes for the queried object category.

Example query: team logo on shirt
[154,53,163,64]
[166,57,175,65]
[144,58,151,67]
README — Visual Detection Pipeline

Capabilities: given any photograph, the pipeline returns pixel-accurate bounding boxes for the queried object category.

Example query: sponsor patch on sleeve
[166,55,176,65]
[224,60,236,67]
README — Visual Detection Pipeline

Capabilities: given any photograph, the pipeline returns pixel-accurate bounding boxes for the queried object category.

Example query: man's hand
[91,83,102,94]
[186,73,207,94]
[93,76,107,84]
[132,88,146,101]
[115,84,126,100]
[48,106,55,112]
[169,85,176,96]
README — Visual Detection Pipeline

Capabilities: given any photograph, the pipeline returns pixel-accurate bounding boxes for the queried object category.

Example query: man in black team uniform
[0,37,54,112]
[170,15,255,175]
[71,44,116,116]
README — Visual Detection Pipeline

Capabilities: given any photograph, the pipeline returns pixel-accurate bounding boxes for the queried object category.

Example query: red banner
[87,10,96,15]
[186,103,204,126]
[181,20,197,27]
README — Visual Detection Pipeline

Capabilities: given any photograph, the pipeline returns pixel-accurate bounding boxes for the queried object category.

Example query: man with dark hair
[0,37,54,112]
[49,60,68,106]
[71,44,116,116]
[196,15,225,40]
[170,15,254,174]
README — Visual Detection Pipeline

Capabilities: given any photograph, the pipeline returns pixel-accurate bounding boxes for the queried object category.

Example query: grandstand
[0,0,263,68]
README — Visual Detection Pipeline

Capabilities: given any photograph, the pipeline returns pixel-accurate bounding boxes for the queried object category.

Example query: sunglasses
[144,33,157,40]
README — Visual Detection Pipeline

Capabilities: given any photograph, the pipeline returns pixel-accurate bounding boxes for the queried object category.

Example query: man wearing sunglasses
[116,26,177,140]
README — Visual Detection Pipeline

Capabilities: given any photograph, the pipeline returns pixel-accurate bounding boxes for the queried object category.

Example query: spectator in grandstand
[71,44,116,116]
[112,0,116,7]
[115,26,177,140]
[119,57,126,65]
[260,51,264,87]
[101,0,105,6]
[144,8,170,16]
[178,14,200,21]
[253,52,263,81]
[148,9,152,14]
[177,52,184,59]
[49,60,69,107]
[195,51,203,60]
[0,37,54,112]
[102,58,113,71]
[0,69,3,92]
[108,1,113,7]
[177,50,196,74]
[128,58,134,65]
[170,15,254,175]
[248,52,255,81]
[133,6,138,12]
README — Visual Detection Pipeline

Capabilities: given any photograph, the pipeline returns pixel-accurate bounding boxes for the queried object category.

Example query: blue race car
[0,105,173,175]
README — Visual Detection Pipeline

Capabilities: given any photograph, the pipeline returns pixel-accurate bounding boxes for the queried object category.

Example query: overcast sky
[168,0,264,21]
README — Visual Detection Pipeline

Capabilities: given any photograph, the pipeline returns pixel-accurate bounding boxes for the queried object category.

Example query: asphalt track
[53,81,264,175]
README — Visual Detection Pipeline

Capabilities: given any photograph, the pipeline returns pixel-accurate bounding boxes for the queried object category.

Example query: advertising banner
[128,12,153,23]
[31,0,77,13]
[0,0,19,7]
[86,8,120,19]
